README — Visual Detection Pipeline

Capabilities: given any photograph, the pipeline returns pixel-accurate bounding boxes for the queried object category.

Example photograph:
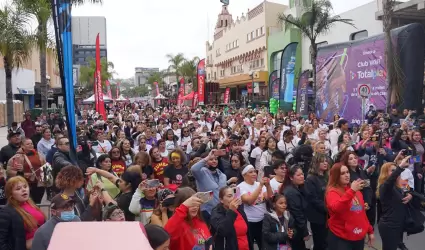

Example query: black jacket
[0,205,27,250]
[378,167,407,228]
[304,174,327,224]
[52,150,75,179]
[349,166,373,206]
[262,211,295,250]
[210,203,253,250]
[283,185,309,239]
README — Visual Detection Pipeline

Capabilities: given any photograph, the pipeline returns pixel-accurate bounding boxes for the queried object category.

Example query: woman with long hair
[325,164,374,250]
[238,165,273,249]
[225,153,245,185]
[87,154,120,199]
[150,146,169,182]
[36,128,55,157]
[407,129,425,194]
[259,137,278,180]
[133,151,154,181]
[119,139,135,167]
[262,194,294,250]
[164,129,178,152]
[377,158,412,250]
[249,136,266,170]
[304,154,331,250]
[0,176,46,250]
[164,187,211,250]
[108,146,126,177]
[281,165,309,250]
[150,188,175,227]
[163,149,188,186]
[7,138,47,204]
[210,186,253,250]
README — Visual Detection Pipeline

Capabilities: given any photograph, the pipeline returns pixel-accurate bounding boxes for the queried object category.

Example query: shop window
[260,58,264,66]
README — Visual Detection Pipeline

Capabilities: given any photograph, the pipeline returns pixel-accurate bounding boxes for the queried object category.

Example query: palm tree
[180,56,200,91]
[79,57,114,93]
[15,0,52,115]
[382,0,403,110]
[0,5,33,127]
[278,0,354,108]
[166,53,185,88]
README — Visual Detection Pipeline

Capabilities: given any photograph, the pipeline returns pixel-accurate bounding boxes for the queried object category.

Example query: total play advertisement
[315,39,387,124]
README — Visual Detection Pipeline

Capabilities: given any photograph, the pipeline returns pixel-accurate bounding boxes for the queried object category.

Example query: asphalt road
[1,126,423,248]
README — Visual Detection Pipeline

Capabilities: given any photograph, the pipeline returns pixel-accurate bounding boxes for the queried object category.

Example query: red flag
[224,88,230,104]
[94,71,98,111]
[105,80,112,98]
[197,59,205,105]
[95,33,106,119]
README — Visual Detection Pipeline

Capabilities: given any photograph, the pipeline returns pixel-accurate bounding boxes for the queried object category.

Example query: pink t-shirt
[21,202,45,240]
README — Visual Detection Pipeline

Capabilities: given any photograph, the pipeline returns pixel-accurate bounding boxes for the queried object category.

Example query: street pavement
[1,126,424,248]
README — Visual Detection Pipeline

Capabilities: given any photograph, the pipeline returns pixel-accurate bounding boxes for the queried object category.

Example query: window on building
[221,20,223,27]
[100,51,106,57]
[251,31,255,39]
[261,26,264,35]
[216,49,220,56]
[233,41,235,48]
[236,39,239,47]
[225,20,227,27]
[350,30,368,40]
[256,29,259,37]
[256,59,259,67]
[208,73,210,80]
[260,58,264,66]
[78,58,85,62]
[214,72,217,79]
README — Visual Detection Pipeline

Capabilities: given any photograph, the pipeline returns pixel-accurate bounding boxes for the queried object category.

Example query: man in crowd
[0,131,22,168]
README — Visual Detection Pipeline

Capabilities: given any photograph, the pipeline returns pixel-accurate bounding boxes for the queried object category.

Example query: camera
[402,149,413,156]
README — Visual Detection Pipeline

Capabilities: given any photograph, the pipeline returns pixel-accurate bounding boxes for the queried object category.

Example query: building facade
[72,16,108,68]
[0,48,61,110]
[205,1,288,104]
[134,67,159,86]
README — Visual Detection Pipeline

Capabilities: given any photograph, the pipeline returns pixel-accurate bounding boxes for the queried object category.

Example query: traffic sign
[358,84,371,98]
[220,0,229,5]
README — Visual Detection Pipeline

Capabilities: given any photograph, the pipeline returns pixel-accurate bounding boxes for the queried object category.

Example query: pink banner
[105,80,112,98]
[224,88,230,104]
[154,81,160,105]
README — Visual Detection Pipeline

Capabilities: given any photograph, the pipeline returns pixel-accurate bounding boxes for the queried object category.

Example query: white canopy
[82,94,113,104]
[116,95,128,101]
[154,94,167,100]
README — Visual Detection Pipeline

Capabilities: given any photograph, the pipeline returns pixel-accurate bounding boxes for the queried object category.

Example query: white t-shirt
[270,178,283,194]
[237,181,267,222]
[250,147,263,170]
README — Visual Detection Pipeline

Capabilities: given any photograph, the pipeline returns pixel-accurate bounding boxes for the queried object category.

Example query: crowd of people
[0,103,424,250]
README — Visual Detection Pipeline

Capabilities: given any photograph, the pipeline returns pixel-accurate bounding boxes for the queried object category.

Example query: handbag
[24,155,54,187]
[404,192,425,235]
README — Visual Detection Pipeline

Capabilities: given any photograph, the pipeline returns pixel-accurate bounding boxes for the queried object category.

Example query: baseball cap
[50,193,76,209]
[7,131,21,139]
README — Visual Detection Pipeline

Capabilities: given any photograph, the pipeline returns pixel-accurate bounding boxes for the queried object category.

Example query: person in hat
[31,193,79,250]
[102,203,125,222]
[0,130,22,168]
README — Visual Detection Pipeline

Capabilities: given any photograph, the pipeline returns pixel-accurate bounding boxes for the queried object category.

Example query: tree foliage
[121,85,150,98]
[79,57,115,92]
[278,0,354,108]
[180,56,200,90]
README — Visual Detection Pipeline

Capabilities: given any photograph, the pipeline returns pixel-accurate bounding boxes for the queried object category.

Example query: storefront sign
[239,52,261,64]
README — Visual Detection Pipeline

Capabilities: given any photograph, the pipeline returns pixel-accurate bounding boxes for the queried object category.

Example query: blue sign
[241,90,247,96]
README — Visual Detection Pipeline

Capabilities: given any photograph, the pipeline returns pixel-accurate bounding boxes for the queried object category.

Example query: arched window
[350,30,368,41]
[225,20,227,26]
[221,20,223,27]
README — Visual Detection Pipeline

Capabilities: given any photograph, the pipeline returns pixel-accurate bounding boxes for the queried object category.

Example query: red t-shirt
[234,210,249,250]
[152,157,168,182]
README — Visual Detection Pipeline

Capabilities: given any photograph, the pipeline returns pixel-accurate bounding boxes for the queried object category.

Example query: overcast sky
[12,0,375,78]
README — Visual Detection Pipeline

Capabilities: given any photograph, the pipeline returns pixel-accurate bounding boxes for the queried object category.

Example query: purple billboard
[316,39,387,124]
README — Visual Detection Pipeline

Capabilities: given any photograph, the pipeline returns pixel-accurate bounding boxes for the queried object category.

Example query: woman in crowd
[259,137,278,180]
[93,132,112,156]
[210,186,253,250]
[108,146,126,177]
[304,154,330,250]
[145,224,170,250]
[0,176,46,250]
[269,160,287,193]
[325,164,374,250]
[164,129,178,152]
[37,128,55,157]
[129,180,158,224]
[157,139,170,158]
[191,149,227,225]
[224,153,245,185]
[281,165,309,250]
[133,151,154,181]
[377,158,412,250]
[238,164,273,249]
[150,188,175,227]
[56,166,97,221]
[87,154,120,199]
[137,136,152,153]
[332,131,353,160]
[407,129,425,193]
[7,138,46,204]
[163,149,188,186]
[250,136,266,170]
[150,146,169,182]
[119,139,135,167]
[164,187,211,250]
[262,194,294,250]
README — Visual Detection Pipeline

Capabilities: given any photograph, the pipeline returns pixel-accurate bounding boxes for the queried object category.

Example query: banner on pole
[95,33,106,119]
[197,59,206,105]
[296,70,309,116]
[224,88,230,104]
[279,42,298,109]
